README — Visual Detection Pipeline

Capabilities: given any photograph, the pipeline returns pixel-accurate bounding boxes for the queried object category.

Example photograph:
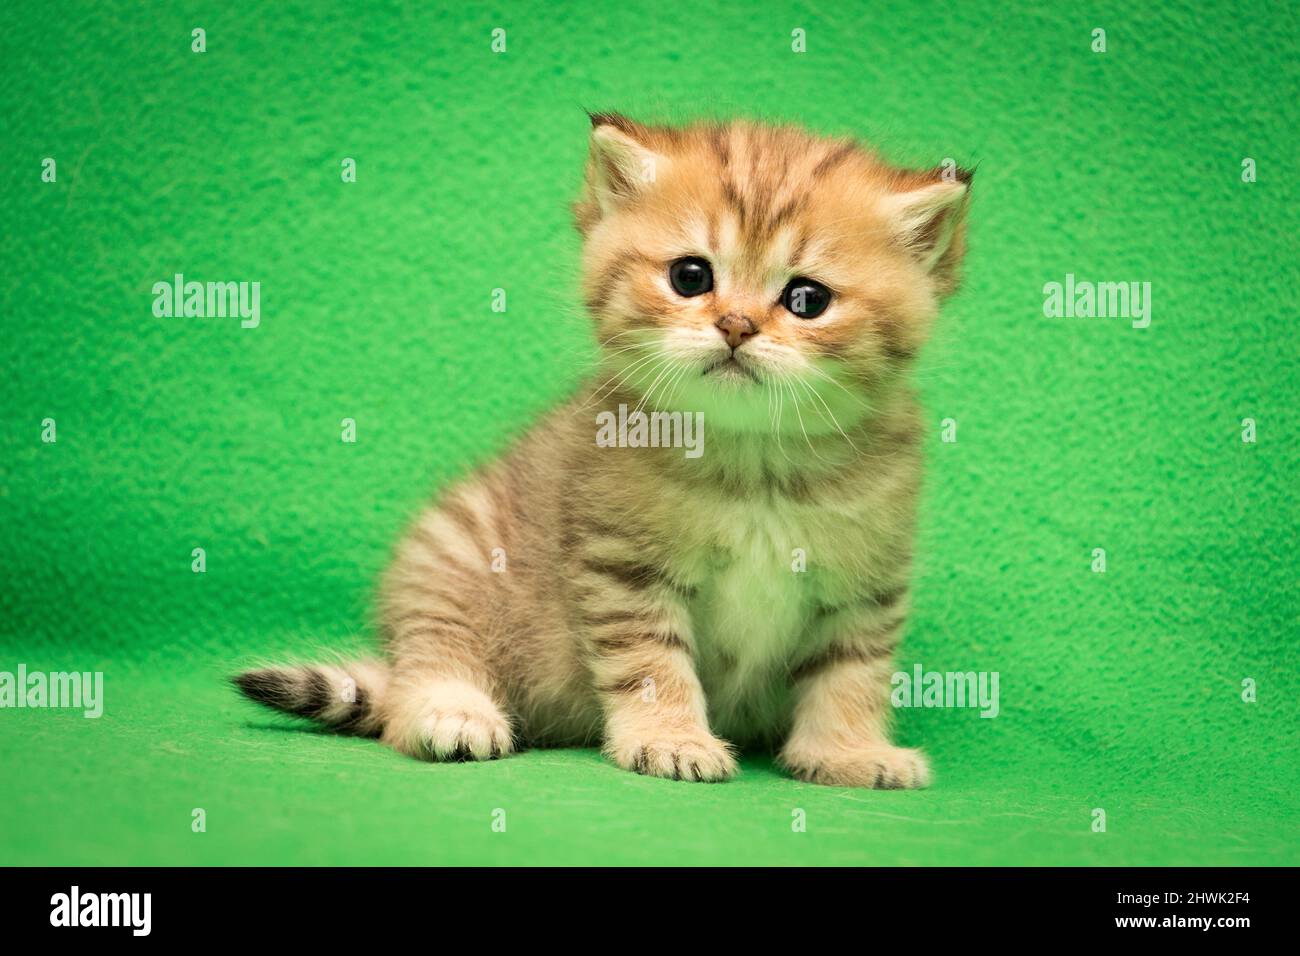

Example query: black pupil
[784,280,830,318]
[670,258,712,297]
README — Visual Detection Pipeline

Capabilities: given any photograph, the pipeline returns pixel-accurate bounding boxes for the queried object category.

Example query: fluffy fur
[235,113,971,788]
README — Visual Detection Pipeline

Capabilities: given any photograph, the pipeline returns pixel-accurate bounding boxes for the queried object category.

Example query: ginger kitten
[235,113,971,788]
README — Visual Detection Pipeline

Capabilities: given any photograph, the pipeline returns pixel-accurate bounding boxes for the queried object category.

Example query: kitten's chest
[673,500,834,741]
[681,500,835,672]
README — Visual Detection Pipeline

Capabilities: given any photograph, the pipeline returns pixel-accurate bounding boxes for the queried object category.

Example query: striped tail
[231,659,389,737]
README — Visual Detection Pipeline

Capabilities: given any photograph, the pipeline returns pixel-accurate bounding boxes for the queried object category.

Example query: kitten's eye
[669,257,714,297]
[781,278,832,319]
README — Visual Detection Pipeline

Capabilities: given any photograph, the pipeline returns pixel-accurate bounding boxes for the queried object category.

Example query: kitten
[235,113,971,788]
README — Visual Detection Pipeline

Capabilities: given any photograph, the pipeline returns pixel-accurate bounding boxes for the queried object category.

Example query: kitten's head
[576,113,971,434]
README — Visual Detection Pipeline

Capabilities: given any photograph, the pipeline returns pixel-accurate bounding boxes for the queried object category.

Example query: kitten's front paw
[780,743,931,789]
[607,731,738,782]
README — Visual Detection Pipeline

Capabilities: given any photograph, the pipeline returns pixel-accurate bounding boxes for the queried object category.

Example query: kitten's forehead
[661,124,868,289]
[676,211,817,295]
[583,116,959,299]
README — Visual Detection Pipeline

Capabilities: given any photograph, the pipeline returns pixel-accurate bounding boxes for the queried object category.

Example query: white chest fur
[680,497,819,740]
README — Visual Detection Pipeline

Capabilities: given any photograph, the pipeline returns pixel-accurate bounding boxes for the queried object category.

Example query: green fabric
[2,0,1296,866]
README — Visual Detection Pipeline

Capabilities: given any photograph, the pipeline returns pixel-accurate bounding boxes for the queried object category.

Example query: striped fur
[232,661,388,738]
[234,114,970,788]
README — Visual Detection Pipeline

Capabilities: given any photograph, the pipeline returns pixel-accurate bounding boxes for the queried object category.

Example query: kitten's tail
[231,659,389,737]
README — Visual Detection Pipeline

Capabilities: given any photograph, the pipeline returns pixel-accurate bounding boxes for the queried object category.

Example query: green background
[2,0,1297,866]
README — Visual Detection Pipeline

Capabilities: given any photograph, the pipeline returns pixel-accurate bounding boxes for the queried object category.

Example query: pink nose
[715,313,757,349]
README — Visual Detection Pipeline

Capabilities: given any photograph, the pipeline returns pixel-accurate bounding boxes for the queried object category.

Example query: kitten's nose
[715,313,758,349]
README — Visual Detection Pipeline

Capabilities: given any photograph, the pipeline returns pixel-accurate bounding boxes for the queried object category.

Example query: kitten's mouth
[703,355,759,383]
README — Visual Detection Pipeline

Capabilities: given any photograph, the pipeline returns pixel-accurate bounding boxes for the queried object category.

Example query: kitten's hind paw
[382,680,514,762]
[780,743,931,789]
[607,731,738,782]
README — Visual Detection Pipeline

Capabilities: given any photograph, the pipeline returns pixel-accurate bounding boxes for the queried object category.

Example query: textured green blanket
[1,0,1296,865]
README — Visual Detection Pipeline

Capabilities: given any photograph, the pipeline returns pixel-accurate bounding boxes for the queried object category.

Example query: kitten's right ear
[577,112,668,232]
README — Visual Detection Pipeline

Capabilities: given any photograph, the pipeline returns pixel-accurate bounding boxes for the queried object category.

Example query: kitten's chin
[654,359,873,438]
[652,368,793,436]
[701,355,761,384]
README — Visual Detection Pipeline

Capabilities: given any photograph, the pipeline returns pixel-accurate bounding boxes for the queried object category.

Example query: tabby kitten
[235,113,971,788]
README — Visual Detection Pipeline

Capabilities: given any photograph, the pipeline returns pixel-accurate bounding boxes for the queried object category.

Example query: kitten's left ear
[578,112,669,230]
[879,170,972,286]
